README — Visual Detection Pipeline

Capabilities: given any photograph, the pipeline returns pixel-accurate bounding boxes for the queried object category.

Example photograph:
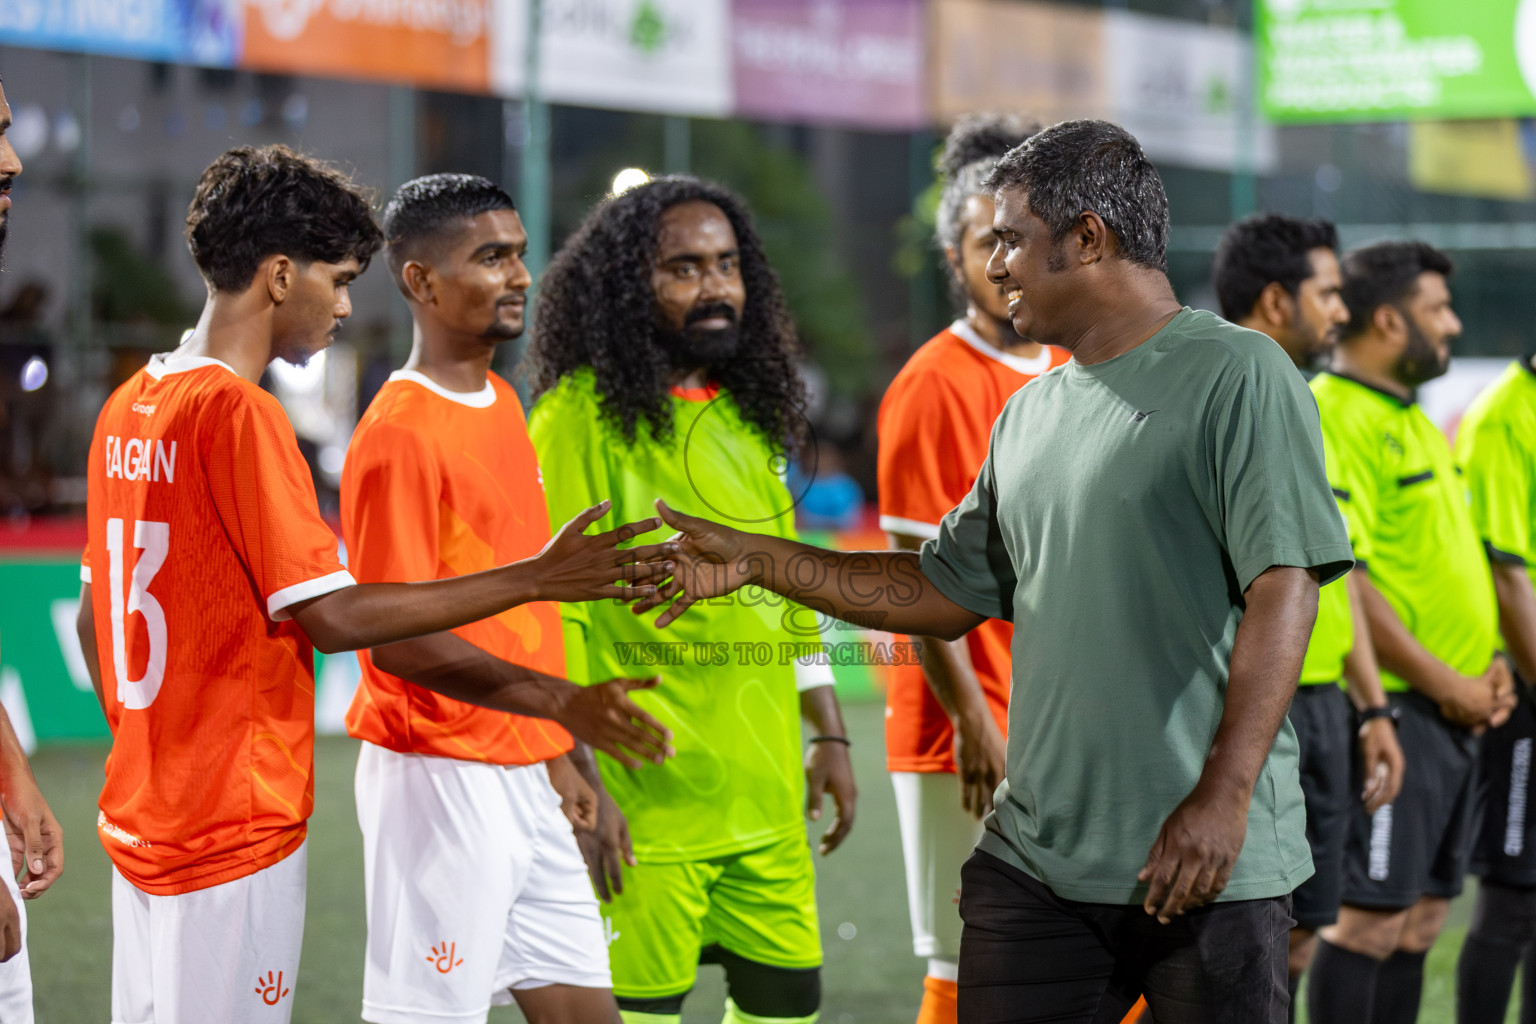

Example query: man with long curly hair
[527,176,857,1024]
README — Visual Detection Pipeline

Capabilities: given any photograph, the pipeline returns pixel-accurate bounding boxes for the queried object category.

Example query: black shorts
[1473,678,1536,888]
[957,850,1291,1024]
[1341,690,1478,911]
[1288,684,1353,931]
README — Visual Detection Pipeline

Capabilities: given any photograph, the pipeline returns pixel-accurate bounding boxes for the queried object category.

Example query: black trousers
[957,850,1292,1024]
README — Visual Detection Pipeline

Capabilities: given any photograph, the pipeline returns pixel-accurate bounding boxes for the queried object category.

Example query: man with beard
[0,75,65,1024]
[526,176,857,1024]
[1452,349,1536,1023]
[877,113,1067,1024]
[1213,215,1404,1019]
[1307,241,1513,1024]
[340,174,678,1024]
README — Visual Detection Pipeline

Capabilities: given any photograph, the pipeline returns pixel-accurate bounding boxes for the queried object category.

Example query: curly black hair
[527,175,807,453]
[1212,213,1338,321]
[1340,240,1454,341]
[185,145,382,292]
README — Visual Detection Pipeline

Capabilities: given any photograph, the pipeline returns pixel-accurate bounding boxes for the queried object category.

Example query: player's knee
[617,993,686,1024]
[718,950,821,1019]
[1321,906,1407,961]
[1400,895,1451,951]
[1468,882,1536,947]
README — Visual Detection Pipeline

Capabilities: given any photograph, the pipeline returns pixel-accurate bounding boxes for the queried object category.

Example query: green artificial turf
[18,702,1518,1022]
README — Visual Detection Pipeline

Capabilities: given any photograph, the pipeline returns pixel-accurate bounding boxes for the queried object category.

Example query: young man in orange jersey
[877,113,1066,1024]
[0,77,66,1024]
[74,147,676,1024]
[341,174,663,1024]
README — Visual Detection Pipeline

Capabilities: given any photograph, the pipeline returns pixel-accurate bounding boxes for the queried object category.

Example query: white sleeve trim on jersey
[80,564,91,584]
[267,570,357,622]
[794,656,837,693]
[879,515,942,541]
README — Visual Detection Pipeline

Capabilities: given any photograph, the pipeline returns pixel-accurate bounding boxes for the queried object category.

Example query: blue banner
[0,0,240,66]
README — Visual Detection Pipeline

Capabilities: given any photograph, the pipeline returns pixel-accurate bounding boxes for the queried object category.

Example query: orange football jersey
[83,353,354,895]
[341,371,572,765]
[877,322,1069,773]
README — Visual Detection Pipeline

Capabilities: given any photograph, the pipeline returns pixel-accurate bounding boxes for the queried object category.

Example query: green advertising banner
[1259,0,1536,122]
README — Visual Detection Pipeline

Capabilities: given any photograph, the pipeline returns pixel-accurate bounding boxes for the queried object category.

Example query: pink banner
[732,0,928,130]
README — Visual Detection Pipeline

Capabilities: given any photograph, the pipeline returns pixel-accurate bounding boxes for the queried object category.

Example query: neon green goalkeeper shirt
[1455,359,1536,606]
[1311,371,1498,692]
[529,368,822,862]
[1299,425,1356,686]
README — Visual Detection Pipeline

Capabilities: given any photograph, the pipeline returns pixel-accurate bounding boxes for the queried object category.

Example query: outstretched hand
[562,677,675,769]
[532,500,677,604]
[634,499,760,627]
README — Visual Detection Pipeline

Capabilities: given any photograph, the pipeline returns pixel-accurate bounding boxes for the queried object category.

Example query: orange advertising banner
[241,0,491,93]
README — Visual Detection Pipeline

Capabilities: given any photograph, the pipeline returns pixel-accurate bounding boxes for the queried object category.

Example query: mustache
[684,303,738,328]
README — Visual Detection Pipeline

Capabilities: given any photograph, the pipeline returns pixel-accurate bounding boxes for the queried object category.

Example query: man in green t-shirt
[524,176,857,1024]
[1452,354,1536,1023]
[641,120,1352,1023]
[1306,242,1513,1024]
[1213,213,1404,1016]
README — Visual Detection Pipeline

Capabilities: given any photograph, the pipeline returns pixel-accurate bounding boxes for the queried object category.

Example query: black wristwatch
[1357,705,1401,729]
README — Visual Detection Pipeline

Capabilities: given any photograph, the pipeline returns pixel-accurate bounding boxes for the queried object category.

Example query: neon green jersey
[529,369,815,862]
[1311,372,1498,692]
[1299,425,1355,686]
[1455,358,1536,601]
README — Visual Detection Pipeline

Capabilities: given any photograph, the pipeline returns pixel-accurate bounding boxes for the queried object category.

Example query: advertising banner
[1105,9,1275,174]
[731,0,927,129]
[491,0,732,116]
[930,0,1109,127]
[1259,0,1536,123]
[241,0,491,93]
[0,0,239,66]
[931,0,1272,173]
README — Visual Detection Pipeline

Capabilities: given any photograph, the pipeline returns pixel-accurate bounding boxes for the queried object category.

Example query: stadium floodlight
[611,167,651,196]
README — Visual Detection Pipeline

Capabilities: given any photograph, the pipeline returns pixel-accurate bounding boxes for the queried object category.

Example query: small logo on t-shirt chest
[1128,409,1159,424]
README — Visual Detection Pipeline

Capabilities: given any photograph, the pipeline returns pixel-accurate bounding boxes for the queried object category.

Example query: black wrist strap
[809,735,851,746]
[1358,705,1400,727]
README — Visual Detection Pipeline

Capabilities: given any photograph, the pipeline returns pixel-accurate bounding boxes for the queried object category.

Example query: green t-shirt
[529,369,816,862]
[1300,428,1356,686]
[921,308,1352,904]
[1311,372,1498,692]
[1455,358,1536,607]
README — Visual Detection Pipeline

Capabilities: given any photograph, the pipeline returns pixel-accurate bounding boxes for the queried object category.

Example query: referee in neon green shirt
[1452,352,1536,1022]
[1307,241,1515,1024]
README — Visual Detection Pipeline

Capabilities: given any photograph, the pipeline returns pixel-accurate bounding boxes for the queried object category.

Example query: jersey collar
[1330,371,1416,407]
[144,352,239,381]
[949,319,1058,376]
[389,369,497,408]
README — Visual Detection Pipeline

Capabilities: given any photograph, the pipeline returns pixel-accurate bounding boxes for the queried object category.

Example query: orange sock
[916,975,958,1024]
[1120,996,1149,1023]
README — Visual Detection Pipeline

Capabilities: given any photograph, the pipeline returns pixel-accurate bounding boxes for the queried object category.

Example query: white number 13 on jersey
[106,517,169,709]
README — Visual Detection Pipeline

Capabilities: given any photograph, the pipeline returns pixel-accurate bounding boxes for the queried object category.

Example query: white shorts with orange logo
[110,840,306,1024]
[0,853,34,1023]
[355,744,610,1024]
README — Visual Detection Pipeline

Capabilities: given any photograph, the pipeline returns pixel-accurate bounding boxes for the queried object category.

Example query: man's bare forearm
[1200,566,1319,798]
[800,683,848,738]
[291,566,545,654]
[370,631,579,720]
[1355,571,1462,699]
[1341,569,1390,711]
[75,583,106,716]
[1493,562,1536,683]
[738,536,984,640]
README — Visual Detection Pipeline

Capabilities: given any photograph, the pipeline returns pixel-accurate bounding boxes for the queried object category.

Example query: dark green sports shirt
[922,309,1352,904]
[1311,372,1498,692]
